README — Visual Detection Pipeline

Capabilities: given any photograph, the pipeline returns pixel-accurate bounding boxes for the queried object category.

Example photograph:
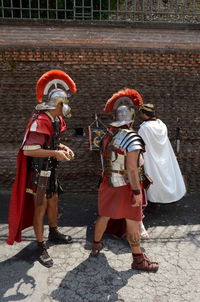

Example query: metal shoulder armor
[112,128,145,153]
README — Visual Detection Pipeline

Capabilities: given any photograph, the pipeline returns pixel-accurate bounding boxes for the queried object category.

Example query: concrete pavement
[0,191,200,302]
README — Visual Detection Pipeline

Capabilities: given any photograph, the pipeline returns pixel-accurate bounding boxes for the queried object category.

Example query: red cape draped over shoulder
[6,113,66,245]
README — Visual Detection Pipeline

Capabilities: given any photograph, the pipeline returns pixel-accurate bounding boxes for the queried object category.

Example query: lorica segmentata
[103,128,145,187]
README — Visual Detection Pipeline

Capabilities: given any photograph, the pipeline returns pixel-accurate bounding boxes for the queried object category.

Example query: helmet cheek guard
[110,105,135,127]
[104,88,143,127]
[62,103,71,118]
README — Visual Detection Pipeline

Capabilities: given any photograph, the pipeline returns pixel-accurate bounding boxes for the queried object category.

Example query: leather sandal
[132,253,159,272]
[91,240,104,257]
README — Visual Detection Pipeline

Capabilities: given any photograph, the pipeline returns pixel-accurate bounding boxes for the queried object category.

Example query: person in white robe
[138,104,186,205]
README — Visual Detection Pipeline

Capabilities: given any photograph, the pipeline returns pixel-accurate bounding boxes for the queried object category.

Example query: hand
[131,193,142,207]
[60,145,74,159]
[54,150,71,161]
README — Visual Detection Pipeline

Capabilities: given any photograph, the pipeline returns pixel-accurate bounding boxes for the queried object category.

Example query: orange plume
[104,88,143,114]
[36,70,77,102]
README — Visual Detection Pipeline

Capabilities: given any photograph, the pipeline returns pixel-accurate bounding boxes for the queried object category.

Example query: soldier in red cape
[91,89,159,272]
[7,70,77,267]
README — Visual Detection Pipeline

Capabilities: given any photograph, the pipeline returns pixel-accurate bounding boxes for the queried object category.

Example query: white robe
[138,119,186,204]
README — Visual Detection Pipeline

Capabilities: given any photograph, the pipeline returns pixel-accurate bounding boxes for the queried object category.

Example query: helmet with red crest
[104,88,143,127]
[35,70,77,117]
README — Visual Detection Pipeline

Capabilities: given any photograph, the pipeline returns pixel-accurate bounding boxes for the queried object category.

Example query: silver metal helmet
[110,105,135,127]
[35,89,69,110]
[35,70,77,117]
[104,89,143,127]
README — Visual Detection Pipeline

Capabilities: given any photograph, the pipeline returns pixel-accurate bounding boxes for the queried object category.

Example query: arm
[126,150,142,207]
[22,131,71,161]
[23,148,70,161]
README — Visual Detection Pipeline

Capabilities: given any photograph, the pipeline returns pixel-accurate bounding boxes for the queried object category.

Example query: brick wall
[0,46,200,192]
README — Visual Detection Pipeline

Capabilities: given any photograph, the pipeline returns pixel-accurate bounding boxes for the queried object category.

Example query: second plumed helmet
[103,88,143,127]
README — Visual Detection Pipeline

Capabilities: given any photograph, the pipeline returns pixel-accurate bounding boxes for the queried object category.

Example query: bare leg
[33,197,48,242]
[33,195,57,268]
[47,193,58,227]
[125,219,142,254]
[47,193,72,244]
[94,216,110,242]
[126,219,159,271]
[91,216,110,256]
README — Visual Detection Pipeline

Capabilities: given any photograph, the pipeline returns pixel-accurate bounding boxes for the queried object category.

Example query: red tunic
[6,112,66,245]
[100,180,147,238]
[98,129,147,237]
[99,177,144,221]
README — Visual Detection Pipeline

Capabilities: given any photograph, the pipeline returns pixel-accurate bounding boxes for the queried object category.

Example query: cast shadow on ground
[82,191,200,256]
[84,223,147,257]
[51,253,139,302]
[143,193,200,227]
[58,192,200,228]
[0,192,10,224]
[0,242,37,302]
[2,192,199,228]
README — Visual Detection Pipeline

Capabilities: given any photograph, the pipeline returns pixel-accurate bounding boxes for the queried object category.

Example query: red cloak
[6,113,66,245]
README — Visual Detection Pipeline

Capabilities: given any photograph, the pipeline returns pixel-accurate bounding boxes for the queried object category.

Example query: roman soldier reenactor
[91,88,159,272]
[7,70,77,267]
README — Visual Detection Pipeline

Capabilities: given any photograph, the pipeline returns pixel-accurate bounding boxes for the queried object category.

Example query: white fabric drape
[138,119,186,203]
